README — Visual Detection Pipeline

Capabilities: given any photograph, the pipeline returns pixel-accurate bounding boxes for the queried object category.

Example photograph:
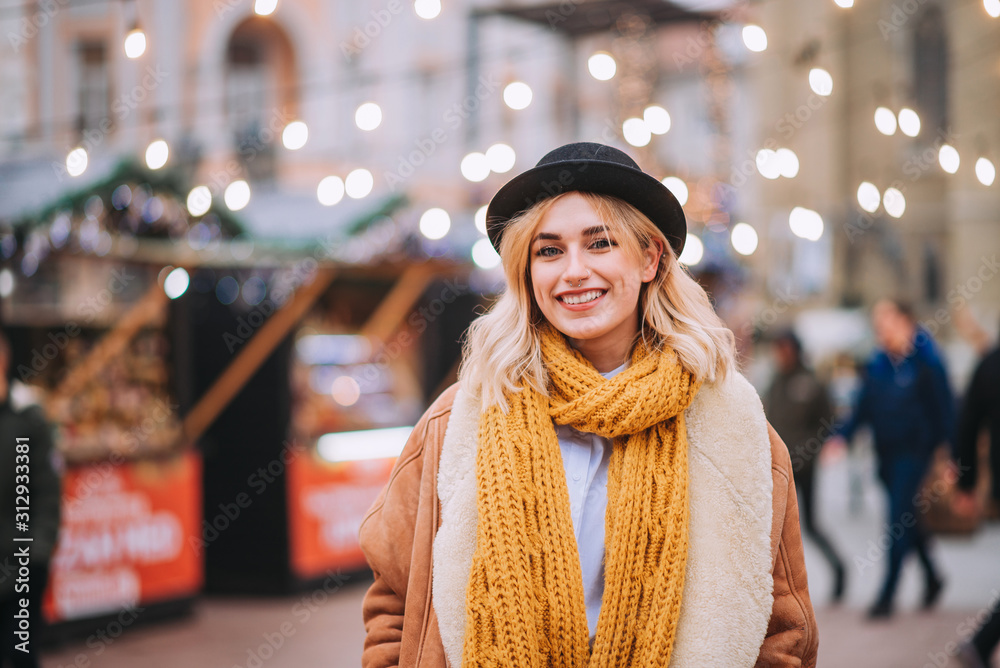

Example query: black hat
[486,142,687,257]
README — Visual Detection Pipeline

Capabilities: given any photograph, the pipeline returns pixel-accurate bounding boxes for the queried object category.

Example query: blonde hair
[460,191,737,410]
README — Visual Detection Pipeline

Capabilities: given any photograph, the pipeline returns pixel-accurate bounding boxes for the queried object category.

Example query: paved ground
[39,453,1000,668]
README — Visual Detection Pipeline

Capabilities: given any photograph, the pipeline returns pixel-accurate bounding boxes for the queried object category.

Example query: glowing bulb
[460,152,490,182]
[897,108,921,137]
[414,0,441,19]
[163,268,190,299]
[145,139,168,169]
[0,269,13,298]
[661,177,689,206]
[419,208,451,240]
[475,205,488,234]
[472,238,501,269]
[331,375,361,407]
[66,147,88,177]
[882,187,905,218]
[678,234,704,266]
[485,143,516,173]
[857,181,881,213]
[588,52,617,81]
[939,144,960,174]
[742,25,768,52]
[643,105,671,135]
[317,176,345,206]
[355,102,382,131]
[124,28,146,59]
[776,148,799,178]
[345,168,374,198]
[224,180,251,211]
[254,0,278,16]
[808,68,833,96]
[503,82,532,110]
[789,207,824,241]
[730,223,759,256]
[834,0,854,7]
[755,148,781,180]
[874,107,897,135]
[622,118,651,147]
[975,157,996,186]
[282,121,308,150]
[187,186,212,217]
[985,0,1000,17]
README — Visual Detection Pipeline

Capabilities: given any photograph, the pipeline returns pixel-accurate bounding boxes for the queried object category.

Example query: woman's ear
[641,239,664,283]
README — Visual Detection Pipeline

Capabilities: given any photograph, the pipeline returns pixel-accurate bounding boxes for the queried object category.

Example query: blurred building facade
[1,0,997,351]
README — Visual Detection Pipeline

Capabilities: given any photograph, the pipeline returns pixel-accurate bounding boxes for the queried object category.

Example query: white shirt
[554,362,624,639]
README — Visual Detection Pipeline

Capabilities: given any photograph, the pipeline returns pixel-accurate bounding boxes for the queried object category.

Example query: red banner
[287,451,394,579]
[43,451,203,622]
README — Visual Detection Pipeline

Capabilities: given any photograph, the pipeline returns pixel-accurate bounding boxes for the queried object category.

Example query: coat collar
[432,373,774,667]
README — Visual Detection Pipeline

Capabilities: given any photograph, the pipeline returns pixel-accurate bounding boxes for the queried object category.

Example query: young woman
[359,142,818,667]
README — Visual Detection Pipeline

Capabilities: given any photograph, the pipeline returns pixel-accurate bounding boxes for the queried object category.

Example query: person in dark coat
[764,330,845,602]
[831,299,953,619]
[953,337,1000,667]
[0,330,62,668]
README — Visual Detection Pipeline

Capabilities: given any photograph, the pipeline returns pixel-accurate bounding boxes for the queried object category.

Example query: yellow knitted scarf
[463,327,700,667]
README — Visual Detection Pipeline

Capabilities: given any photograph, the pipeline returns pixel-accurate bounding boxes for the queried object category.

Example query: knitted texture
[462,327,700,667]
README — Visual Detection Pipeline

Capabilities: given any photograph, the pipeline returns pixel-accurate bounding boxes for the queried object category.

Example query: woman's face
[529,193,661,370]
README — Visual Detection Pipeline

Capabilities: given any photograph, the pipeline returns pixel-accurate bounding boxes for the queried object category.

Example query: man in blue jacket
[833,299,953,619]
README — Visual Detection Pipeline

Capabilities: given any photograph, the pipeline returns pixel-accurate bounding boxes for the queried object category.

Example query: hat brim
[486,159,687,258]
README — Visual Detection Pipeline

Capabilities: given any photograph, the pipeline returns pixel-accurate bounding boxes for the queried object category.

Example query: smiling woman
[359,142,819,668]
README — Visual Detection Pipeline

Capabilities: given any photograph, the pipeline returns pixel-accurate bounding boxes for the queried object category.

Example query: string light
[66,147,88,177]
[475,205,488,234]
[317,176,345,205]
[345,168,373,198]
[485,143,516,173]
[776,148,800,178]
[355,103,383,131]
[882,187,905,218]
[789,207,824,241]
[503,82,532,110]
[678,234,704,265]
[414,0,441,20]
[145,139,168,169]
[755,149,781,180]
[985,0,1000,17]
[939,144,960,174]
[897,108,921,137]
[857,182,881,212]
[643,105,671,135]
[254,0,278,16]
[622,118,651,147]
[419,208,450,239]
[460,152,490,182]
[588,52,617,80]
[472,238,501,269]
[975,157,996,186]
[730,223,759,256]
[124,26,146,59]
[661,177,689,206]
[808,68,833,96]
[742,25,768,52]
[186,186,212,216]
[224,180,251,211]
[281,121,308,150]
[874,107,897,135]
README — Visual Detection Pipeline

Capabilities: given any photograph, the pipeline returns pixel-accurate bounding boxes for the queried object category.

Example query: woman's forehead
[534,193,608,236]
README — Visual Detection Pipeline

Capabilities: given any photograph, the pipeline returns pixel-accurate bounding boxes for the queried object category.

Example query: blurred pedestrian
[764,330,846,603]
[0,330,62,668]
[828,299,953,619]
[359,142,817,667]
[953,334,1000,518]
[953,334,1000,667]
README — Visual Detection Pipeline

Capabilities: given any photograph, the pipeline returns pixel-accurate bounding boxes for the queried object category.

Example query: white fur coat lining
[432,373,774,667]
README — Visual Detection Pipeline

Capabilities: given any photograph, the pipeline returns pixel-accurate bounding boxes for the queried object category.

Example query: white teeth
[561,290,603,305]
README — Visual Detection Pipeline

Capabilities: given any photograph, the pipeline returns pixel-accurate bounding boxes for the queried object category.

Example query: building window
[76,41,110,134]
[913,6,948,136]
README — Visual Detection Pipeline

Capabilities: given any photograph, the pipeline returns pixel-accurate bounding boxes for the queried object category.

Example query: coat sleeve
[756,424,819,668]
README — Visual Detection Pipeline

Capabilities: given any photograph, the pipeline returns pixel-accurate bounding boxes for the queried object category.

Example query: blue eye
[535,246,560,257]
[591,238,616,250]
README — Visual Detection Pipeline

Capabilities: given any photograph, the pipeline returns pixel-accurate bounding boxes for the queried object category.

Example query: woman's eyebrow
[532,232,561,242]
[582,225,611,237]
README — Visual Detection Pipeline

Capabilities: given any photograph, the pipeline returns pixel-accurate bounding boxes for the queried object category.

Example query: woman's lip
[556,289,606,310]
